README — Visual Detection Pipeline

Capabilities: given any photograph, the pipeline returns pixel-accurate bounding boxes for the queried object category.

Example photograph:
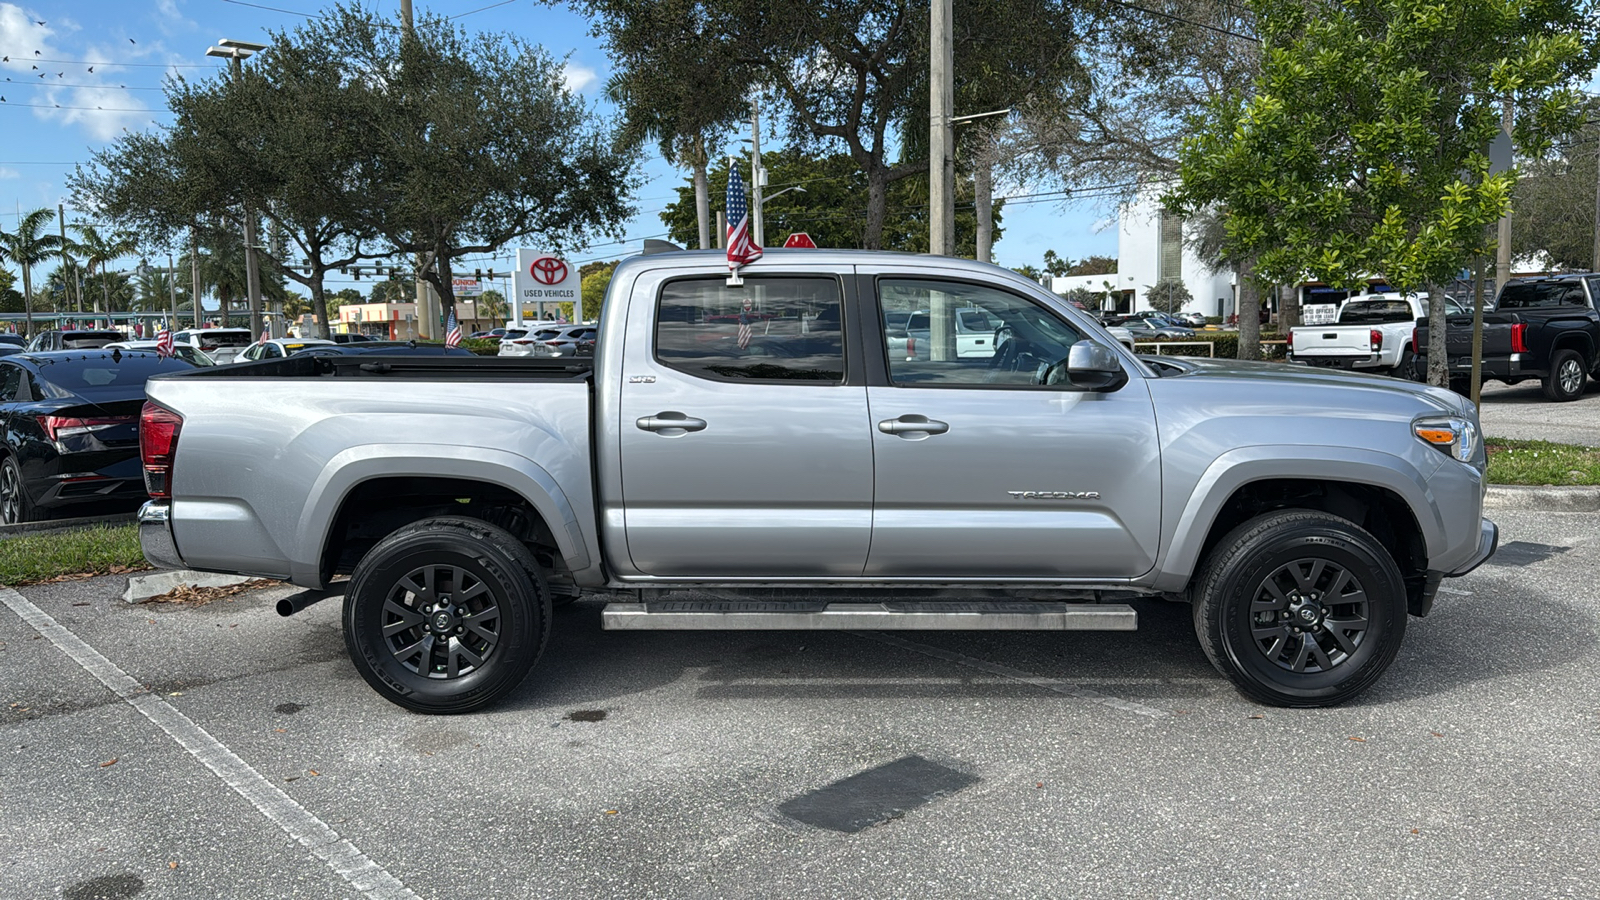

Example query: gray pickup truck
[137,250,1497,713]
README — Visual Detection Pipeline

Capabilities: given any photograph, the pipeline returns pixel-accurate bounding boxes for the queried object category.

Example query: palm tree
[0,208,64,336]
[74,224,138,316]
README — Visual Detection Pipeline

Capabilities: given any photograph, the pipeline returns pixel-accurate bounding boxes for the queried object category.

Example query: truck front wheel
[1192,510,1407,707]
[343,516,551,714]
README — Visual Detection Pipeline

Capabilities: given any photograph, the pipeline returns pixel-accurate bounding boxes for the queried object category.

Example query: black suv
[1414,273,1600,401]
[24,329,126,352]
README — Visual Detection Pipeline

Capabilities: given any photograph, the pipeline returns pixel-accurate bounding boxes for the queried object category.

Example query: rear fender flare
[1151,445,1446,592]
[294,443,590,587]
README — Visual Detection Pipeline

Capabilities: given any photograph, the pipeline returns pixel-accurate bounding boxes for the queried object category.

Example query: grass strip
[0,523,151,586]
[1485,438,1600,486]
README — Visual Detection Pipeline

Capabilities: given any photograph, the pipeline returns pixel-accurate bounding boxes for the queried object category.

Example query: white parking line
[0,587,418,900]
[852,632,1169,719]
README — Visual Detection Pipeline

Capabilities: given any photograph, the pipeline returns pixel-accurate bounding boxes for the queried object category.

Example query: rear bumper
[137,500,183,570]
[1294,353,1383,370]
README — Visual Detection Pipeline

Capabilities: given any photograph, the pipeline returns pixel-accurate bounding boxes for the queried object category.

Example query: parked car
[142,249,1495,714]
[499,326,563,357]
[470,328,508,340]
[24,329,125,352]
[1,349,203,523]
[1290,294,1467,378]
[531,325,599,358]
[171,328,254,365]
[1414,274,1600,400]
[330,333,378,344]
[103,341,217,367]
[0,334,25,347]
[885,307,1003,359]
[1177,312,1208,328]
[237,338,337,361]
[292,341,477,357]
[1119,317,1196,340]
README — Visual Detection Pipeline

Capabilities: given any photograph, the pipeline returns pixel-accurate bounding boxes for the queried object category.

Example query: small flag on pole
[260,327,269,344]
[155,329,174,359]
[738,298,752,349]
[726,167,762,270]
[445,306,462,347]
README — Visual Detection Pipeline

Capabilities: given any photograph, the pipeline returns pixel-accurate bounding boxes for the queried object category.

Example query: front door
[863,275,1162,578]
[618,270,874,577]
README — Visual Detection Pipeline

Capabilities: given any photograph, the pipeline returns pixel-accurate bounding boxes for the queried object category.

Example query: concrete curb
[124,570,258,603]
[1484,484,1600,513]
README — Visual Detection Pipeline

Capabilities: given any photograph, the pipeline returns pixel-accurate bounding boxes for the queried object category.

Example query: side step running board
[601,600,1137,631]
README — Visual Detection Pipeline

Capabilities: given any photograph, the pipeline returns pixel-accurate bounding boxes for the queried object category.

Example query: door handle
[637,412,707,435]
[877,415,950,436]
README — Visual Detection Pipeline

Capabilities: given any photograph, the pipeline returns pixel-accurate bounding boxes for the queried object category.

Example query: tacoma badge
[1008,490,1100,500]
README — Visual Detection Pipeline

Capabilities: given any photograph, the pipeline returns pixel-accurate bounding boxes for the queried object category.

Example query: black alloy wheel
[344,517,550,714]
[1193,509,1407,707]
[0,457,37,525]
[1543,348,1587,402]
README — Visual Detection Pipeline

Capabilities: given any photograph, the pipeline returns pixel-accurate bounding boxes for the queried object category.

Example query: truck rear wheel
[1192,509,1407,707]
[1542,348,1587,402]
[343,516,551,714]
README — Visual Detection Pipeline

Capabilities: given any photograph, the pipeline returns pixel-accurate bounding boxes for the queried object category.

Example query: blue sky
[0,0,1114,297]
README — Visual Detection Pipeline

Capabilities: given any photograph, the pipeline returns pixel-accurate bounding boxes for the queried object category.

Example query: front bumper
[1448,517,1499,576]
[137,500,183,570]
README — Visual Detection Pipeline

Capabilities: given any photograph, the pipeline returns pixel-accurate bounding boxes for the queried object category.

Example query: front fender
[1150,445,1446,592]
[292,443,592,587]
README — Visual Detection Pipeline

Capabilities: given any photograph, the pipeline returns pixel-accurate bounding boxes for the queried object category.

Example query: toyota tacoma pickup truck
[1414,274,1600,401]
[137,250,1498,713]
[1289,293,1461,377]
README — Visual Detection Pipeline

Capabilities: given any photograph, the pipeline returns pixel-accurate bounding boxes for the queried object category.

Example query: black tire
[1192,509,1407,707]
[343,516,551,714]
[1391,347,1415,380]
[0,456,39,525]
[1542,348,1587,402]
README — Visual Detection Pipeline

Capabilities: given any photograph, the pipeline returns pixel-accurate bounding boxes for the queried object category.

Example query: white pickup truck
[1289,293,1460,377]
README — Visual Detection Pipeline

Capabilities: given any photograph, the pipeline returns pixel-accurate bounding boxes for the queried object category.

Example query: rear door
[617,267,874,577]
[860,271,1162,578]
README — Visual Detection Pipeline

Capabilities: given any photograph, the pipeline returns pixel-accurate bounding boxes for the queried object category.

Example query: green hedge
[1132,331,1288,361]
[460,338,500,356]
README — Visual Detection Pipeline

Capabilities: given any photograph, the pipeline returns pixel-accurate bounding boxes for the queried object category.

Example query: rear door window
[0,364,21,402]
[655,276,845,383]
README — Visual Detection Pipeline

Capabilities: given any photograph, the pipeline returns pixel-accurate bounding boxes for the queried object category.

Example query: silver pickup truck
[138,250,1497,713]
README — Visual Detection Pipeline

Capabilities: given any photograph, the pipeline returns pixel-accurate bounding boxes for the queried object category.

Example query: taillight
[1285,331,1293,350]
[37,415,134,442]
[513,338,535,345]
[1412,327,1418,350]
[140,402,183,498]
[905,336,917,358]
[1370,329,1383,352]
[1511,323,1528,354]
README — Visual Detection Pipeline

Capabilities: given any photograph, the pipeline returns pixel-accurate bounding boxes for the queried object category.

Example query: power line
[451,0,521,19]
[0,101,153,112]
[1100,0,1259,43]
[1,55,218,69]
[1,80,165,92]
[218,0,321,17]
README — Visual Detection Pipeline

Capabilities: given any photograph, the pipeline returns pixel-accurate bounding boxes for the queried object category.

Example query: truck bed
[166,354,594,382]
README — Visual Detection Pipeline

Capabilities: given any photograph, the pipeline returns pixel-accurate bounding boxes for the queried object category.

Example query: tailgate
[1417,314,1515,358]
[1291,325,1372,356]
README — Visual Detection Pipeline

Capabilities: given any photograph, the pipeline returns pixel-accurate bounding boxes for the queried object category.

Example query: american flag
[737,299,753,349]
[445,306,462,347]
[260,327,269,343]
[726,167,762,269]
[155,329,174,359]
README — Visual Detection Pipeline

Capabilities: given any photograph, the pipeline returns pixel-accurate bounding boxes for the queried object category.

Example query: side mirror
[1044,340,1128,391]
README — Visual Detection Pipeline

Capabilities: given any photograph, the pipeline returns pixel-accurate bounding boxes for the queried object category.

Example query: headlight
[1414,416,1479,463]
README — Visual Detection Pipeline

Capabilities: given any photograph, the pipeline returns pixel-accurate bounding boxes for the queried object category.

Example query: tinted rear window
[34,353,196,399]
[1338,300,1415,324]
[197,332,252,348]
[62,333,122,349]
[1497,283,1587,309]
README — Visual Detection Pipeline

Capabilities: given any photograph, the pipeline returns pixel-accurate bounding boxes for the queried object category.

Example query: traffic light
[474,268,483,279]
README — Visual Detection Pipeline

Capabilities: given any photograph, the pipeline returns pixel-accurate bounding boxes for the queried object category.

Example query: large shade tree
[1169,0,1595,385]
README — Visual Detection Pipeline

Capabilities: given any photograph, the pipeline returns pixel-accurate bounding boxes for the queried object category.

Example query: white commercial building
[1048,185,1236,319]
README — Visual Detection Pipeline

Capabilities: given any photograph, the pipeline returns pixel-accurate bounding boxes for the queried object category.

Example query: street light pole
[206,39,268,338]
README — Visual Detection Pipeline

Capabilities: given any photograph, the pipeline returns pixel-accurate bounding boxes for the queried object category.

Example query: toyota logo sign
[530,256,568,285]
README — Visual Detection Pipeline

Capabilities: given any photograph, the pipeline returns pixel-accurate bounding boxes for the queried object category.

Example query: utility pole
[1592,130,1600,272]
[1495,97,1513,291]
[168,251,179,331]
[750,100,765,248]
[190,229,202,329]
[57,203,76,316]
[928,0,954,257]
[207,39,268,337]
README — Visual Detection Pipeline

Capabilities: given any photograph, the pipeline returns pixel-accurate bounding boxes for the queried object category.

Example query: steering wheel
[987,324,1016,370]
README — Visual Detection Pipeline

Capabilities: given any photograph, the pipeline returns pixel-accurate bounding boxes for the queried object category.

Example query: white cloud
[562,63,598,93]
[153,0,196,36]
[0,167,18,179]
[46,84,152,141]
[1,3,61,74]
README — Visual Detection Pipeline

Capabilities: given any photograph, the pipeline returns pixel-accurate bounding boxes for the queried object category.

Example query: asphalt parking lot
[3,504,1596,900]
[1477,379,1600,447]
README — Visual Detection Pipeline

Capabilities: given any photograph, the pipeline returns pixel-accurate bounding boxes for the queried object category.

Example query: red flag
[725,168,762,269]
[155,329,174,359]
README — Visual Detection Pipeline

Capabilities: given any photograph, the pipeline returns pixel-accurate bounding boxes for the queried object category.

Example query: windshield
[1338,300,1416,324]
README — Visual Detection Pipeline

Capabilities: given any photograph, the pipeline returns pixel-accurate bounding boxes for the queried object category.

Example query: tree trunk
[864,167,889,250]
[21,264,34,338]
[433,249,458,329]
[310,274,334,341]
[1236,256,1261,361]
[190,230,203,329]
[1278,282,1299,332]
[1426,282,1448,387]
[692,136,712,251]
[975,155,994,264]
